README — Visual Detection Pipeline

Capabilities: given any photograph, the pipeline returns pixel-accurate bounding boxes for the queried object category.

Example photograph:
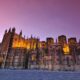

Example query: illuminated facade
[0,28,80,71]
[63,44,70,55]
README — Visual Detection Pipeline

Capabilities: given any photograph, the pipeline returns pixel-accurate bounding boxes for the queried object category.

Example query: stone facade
[0,28,80,71]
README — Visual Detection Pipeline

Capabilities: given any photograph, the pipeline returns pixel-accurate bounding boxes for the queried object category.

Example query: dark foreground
[0,69,80,80]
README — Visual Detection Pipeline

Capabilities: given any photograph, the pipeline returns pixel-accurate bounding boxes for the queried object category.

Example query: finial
[8,27,11,33]
[5,29,7,33]
[56,39,58,44]
[12,27,16,33]
[20,30,22,36]
[31,34,33,38]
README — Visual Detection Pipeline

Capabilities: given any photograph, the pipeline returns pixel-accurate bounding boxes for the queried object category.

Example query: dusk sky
[0,0,80,42]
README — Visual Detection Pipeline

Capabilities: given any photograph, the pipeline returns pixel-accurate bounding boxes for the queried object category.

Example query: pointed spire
[20,30,22,36]
[56,39,58,44]
[8,28,11,33]
[12,27,16,33]
[31,34,33,39]
[5,29,7,34]
[37,36,39,41]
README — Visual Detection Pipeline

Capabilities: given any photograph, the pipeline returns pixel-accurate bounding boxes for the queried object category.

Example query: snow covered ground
[0,69,80,80]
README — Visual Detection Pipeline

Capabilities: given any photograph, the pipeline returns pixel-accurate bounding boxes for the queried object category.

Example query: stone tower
[1,27,16,54]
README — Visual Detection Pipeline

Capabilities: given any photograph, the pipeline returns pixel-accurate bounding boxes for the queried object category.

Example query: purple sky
[0,0,80,42]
